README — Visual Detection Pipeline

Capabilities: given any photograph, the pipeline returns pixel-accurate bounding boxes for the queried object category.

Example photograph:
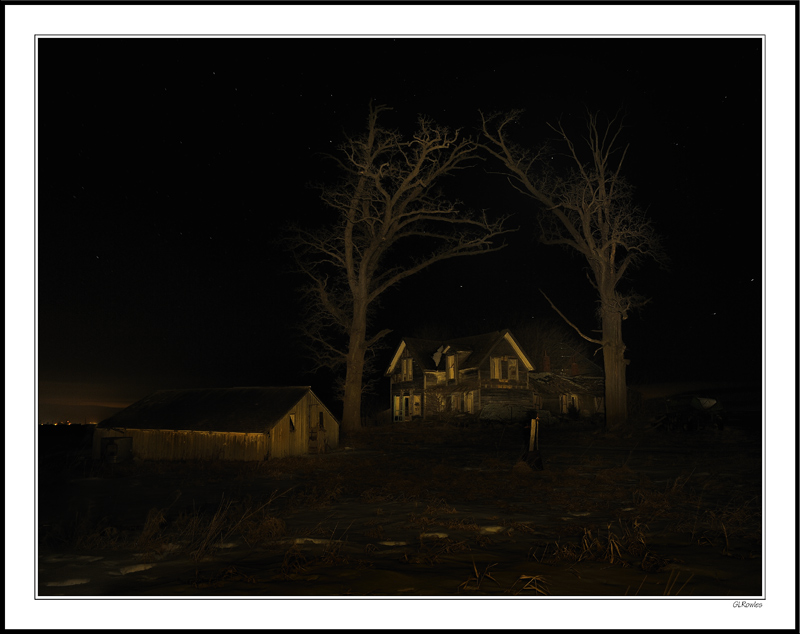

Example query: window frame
[491,355,516,381]
[401,357,413,382]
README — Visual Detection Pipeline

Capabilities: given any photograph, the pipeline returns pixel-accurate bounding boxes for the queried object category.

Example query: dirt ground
[36,414,763,600]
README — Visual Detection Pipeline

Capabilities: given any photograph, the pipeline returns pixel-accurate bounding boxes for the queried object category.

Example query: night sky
[37,36,764,423]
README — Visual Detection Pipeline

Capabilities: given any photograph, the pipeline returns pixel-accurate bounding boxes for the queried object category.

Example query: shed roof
[97,386,325,434]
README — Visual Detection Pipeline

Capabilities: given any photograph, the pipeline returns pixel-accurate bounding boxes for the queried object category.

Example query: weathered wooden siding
[93,427,269,461]
[269,411,307,459]
[477,339,530,388]
[93,387,340,461]
[479,388,537,422]
[306,391,339,453]
[269,391,340,458]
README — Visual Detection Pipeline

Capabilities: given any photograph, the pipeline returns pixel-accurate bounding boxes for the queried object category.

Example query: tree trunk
[340,305,368,434]
[601,304,628,432]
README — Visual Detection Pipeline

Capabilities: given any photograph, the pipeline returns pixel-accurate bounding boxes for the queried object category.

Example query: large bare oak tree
[290,103,511,433]
[481,110,666,430]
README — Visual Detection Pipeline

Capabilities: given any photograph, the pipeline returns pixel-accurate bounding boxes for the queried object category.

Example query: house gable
[500,330,535,371]
[385,341,408,377]
[385,337,443,377]
[385,330,535,379]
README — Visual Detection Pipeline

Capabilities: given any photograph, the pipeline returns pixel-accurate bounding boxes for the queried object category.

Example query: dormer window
[446,354,456,380]
[491,356,518,381]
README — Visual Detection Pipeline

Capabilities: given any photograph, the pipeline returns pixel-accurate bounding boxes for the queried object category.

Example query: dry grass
[509,521,538,535]
[404,537,471,566]
[43,488,293,561]
[594,465,636,485]
[40,417,761,597]
[458,559,501,592]
[424,498,458,516]
[193,565,258,589]
[509,574,550,595]
[663,569,695,596]
[360,487,394,503]
[529,518,673,571]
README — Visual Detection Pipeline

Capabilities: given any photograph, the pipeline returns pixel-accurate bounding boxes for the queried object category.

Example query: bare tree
[289,103,512,433]
[481,110,667,430]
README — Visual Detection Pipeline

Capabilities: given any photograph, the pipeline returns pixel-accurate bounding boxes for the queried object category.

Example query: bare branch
[539,290,603,345]
[483,109,669,430]
[285,102,514,431]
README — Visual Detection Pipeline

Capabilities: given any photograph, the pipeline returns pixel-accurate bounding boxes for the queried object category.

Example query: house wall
[92,427,269,461]
[389,352,426,421]
[476,339,531,388]
[479,388,537,422]
[534,391,604,418]
[539,395,562,416]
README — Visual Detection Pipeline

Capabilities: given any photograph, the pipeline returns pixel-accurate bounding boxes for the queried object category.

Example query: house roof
[97,386,327,434]
[530,372,605,397]
[545,341,604,377]
[401,337,446,372]
[386,329,535,375]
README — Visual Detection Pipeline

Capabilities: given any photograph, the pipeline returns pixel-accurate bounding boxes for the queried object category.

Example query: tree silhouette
[481,110,667,430]
[288,103,512,433]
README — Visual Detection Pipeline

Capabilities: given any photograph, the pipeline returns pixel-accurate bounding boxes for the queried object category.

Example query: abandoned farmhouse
[93,386,339,462]
[385,329,605,423]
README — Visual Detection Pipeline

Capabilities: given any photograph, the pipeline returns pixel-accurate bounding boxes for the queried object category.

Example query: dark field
[36,411,763,600]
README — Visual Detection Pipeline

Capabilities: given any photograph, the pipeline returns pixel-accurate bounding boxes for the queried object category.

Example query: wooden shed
[92,386,339,462]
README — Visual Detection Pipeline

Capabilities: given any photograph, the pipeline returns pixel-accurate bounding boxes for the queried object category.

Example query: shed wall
[269,409,309,459]
[306,392,339,452]
[269,392,340,457]
[93,427,269,461]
